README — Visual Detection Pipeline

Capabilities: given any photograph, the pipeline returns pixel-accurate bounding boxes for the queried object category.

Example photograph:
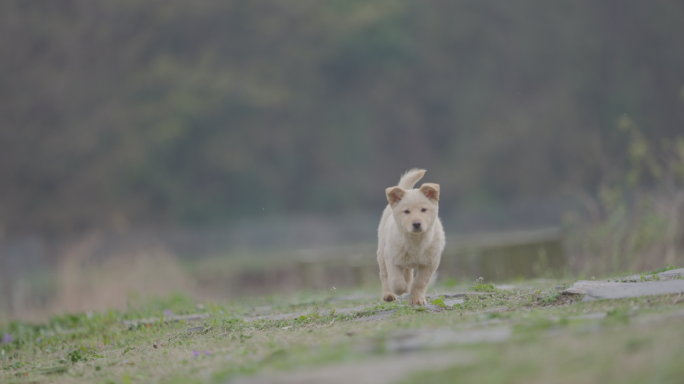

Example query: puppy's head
[386,183,440,234]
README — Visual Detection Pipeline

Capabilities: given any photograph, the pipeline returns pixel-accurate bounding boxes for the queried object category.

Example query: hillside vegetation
[2,1,684,233]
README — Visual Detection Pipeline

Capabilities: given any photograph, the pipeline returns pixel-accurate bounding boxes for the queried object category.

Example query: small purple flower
[1,333,12,344]
[203,350,211,356]
[36,337,41,343]
[192,350,199,358]
[163,309,173,316]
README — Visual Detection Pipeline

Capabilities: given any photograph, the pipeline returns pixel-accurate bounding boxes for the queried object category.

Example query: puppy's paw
[382,292,397,302]
[409,296,426,306]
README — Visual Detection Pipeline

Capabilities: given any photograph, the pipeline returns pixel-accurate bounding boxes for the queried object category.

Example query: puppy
[377,169,445,306]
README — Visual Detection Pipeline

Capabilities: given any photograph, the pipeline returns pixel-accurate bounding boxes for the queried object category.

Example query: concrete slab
[614,268,684,282]
[564,269,684,296]
[582,280,684,301]
[562,280,625,295]
[659,268,684,279]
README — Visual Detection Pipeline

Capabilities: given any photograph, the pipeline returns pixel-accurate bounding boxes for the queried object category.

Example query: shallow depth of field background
[1,0,683,320]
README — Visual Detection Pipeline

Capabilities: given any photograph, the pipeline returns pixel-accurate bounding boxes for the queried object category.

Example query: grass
[1,275,684,384]
[402,317,684,384]
[643,264,680,276]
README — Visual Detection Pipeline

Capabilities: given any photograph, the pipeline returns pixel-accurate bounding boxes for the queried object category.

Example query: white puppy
[377,169,445,306]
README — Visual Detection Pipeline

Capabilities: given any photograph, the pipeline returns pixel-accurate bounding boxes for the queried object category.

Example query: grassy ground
[1,276,683,384]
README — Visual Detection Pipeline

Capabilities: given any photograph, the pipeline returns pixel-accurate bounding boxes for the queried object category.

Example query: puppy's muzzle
[412,222,422,232]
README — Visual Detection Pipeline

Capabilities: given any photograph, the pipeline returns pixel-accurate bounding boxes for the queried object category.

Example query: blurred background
[1,0,683,320]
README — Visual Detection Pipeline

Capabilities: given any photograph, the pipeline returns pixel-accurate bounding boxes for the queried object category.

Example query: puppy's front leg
[403,268,414,289]
[378,255,396,302]
[387,263,409,297]
[408,263,438,306]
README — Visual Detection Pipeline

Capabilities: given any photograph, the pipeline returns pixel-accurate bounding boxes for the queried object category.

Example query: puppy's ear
[420,183,440,202]
[386,186,406,206]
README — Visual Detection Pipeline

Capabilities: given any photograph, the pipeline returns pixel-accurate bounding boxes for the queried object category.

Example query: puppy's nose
[413,222,421,229]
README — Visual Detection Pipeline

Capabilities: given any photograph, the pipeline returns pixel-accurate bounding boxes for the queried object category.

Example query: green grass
[402,299,684,384]
[1,276,683,384]
[643,264,680,276]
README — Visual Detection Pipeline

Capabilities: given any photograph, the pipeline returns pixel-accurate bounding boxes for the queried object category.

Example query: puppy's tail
[398,168,426,190]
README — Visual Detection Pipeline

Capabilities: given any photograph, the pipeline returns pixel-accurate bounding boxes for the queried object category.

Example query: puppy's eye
[421,208,427,212]
[404,210,410,214]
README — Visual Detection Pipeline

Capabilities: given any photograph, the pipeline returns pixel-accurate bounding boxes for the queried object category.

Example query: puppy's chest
[392,243,430,267]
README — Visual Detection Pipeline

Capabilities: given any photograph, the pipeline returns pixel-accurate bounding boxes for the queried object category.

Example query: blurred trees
[1,0,683,234]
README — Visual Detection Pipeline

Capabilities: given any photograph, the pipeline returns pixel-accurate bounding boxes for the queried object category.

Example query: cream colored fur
[377,169,446,306]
